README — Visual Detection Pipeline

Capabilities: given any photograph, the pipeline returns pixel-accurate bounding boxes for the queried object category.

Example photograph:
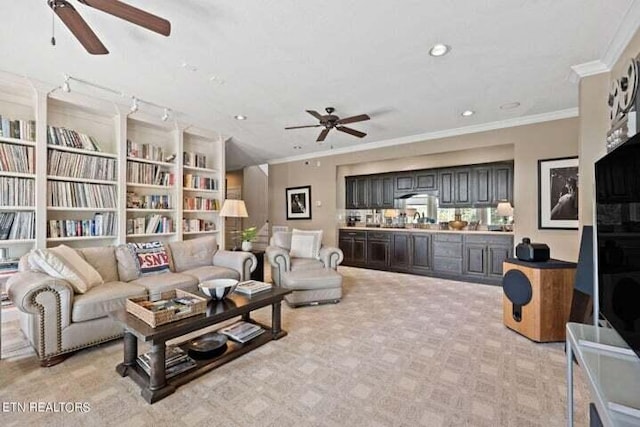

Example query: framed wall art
[286,185,312,220]
[538,156,579,230]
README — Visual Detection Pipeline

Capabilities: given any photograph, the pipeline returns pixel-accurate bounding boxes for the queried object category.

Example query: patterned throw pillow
[127,241,171,276]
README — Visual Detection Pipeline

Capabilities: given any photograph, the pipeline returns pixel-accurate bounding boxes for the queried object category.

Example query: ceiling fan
[285,107,370,143]
[47,0,171,55]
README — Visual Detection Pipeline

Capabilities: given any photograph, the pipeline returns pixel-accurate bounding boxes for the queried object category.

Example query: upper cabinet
[369,175,394,209]
[345,176,369,209]
[471,165,493,206]
[414,171,437,191]
[492,163,513,205]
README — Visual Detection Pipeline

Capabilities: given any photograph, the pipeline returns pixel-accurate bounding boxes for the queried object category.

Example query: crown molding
[602,0,640,69]
[267,108,579,165]
[569,60,609,83]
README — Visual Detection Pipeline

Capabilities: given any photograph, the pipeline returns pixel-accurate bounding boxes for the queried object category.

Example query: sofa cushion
[78,246,119,283]
[290,229,323,259]
[129,272,198,297]
[272,232,292,251]
[169,236,218,272]
[291,258,325,271]
[29,245,104,294]
[182,265,240,283]
[115,244,141,282]
[128,241,171,276]
[72,281,147,322]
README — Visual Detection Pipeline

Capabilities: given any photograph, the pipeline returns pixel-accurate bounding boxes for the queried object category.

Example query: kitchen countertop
[339,226,514,235]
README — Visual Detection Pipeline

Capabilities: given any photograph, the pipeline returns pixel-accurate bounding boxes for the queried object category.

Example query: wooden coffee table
[110,286,291,403]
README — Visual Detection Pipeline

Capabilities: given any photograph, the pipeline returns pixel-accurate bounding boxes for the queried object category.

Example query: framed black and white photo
[538,156,579,230]
[286,185,312,220]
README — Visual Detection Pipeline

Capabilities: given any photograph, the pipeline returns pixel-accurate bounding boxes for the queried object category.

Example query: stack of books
[235,281,271,296]
[220,321,265,343]
[137,346,197,378]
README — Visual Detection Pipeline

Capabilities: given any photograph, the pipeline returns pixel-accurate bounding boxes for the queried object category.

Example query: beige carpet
[0,267,591,426]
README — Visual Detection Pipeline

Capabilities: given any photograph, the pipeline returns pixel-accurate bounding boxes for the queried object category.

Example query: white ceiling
[1,1,638,169]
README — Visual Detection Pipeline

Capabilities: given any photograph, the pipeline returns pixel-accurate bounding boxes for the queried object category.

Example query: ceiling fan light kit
[48,0,171,55]
[285,107,370,143]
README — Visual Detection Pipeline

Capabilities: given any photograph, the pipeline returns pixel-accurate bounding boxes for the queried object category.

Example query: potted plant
[240,226,257,251]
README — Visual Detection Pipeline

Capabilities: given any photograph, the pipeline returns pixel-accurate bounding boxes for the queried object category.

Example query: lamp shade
[219,199,248,218]
[496,201,514,217]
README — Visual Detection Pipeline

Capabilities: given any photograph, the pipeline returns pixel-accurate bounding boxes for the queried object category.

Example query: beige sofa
[7,236,256,366]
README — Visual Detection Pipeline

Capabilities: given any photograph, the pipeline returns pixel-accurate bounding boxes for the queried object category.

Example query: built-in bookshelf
[0,71,226,257]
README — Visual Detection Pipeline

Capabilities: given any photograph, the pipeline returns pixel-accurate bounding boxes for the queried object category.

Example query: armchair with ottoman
[7,236,255,366]
[266,230,344,307]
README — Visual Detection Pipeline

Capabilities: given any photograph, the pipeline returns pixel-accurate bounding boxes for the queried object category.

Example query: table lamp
[496,201,514,231]
[219,199,248,250]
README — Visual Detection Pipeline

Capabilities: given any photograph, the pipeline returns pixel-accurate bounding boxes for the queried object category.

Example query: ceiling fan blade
[78,0,171,36]
[285,125,322,130]
[336,114,370,125]
[306,110,324,121]
[49,0,109,54]
[336,126,366,138]
[317,128,330,142]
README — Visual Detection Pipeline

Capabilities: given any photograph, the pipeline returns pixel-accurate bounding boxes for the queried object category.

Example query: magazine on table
[137,345,196,377]
[235,280,272,296]
[220,321,265,343]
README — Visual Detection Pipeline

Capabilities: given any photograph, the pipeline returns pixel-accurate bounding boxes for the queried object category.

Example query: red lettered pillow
[127,241,171,276]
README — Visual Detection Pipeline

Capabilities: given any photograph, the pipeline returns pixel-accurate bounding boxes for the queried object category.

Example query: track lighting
[62,75,70,93]
[161,108,169,121]
[130,97,139,113]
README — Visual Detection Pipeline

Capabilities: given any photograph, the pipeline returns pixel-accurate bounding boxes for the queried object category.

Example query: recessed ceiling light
[461,110,475,117]
[500,101,521,110]
[234,115,247,120]
[429,43,451,57]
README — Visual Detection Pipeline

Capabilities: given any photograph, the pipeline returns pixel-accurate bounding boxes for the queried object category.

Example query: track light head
[130,97,139,113]
[161,108,169,121]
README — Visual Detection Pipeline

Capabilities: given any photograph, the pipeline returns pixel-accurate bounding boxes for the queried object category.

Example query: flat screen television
[595,132,640,358]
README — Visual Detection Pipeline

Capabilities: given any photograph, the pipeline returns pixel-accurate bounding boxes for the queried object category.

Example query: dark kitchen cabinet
[369,175,394,209]
[339,230,366,266]
[410,233,432,273]
[390,233,411,271]
[438,170,455,207]
[415,171,437,191]
[463,243,489,278]
[366,231,390,268]
[462,234,513,281]
[395,173,414,195]
[493,163,513,204]
[471,166,493,206]
[345,176,369,209]
[454,168,471,204]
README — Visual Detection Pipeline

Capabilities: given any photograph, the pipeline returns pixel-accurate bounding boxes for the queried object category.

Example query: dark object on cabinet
[515,238,550,262]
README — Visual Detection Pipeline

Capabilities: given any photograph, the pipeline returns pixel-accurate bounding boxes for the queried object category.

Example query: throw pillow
[29,245,104,294]
[290,229,323,259]
[128,241,171,276]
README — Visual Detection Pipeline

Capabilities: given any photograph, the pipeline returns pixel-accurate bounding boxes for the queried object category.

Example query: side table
[250,250,265,282]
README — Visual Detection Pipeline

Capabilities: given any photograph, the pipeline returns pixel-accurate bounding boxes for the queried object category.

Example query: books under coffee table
[220,321,265,343]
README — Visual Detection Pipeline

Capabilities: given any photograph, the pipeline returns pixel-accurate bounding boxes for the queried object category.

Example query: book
[220,321,265,343]
[137,346,197,378]
[235,280,272,296]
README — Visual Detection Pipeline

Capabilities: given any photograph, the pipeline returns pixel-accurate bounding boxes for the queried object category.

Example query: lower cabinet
[390,233,411,271]
[367,232,391,268]
[339,231,366,266]
[462,235,513,282]
[410,233,432,273]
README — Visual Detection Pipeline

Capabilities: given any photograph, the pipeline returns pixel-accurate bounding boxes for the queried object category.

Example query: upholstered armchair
[266,231,343,286]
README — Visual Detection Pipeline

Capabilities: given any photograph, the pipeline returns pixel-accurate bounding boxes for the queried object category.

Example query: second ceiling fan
[285,107,370,143]
[48,0,171,55]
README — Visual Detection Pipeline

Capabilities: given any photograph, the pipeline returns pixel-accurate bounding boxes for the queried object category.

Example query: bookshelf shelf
[183,210,219,213]
[0,171,35,179]
[0,239,36,246]
[47,235,117,242]
[127,183,173,190]
[126,208,174,213]
[0,206,35,211]
[48,175,118,185]
[0,136,36,147]
[183,230,219,235]
[183,165,218,174]
[47,207,118,212]
[126,157,175,167]
[127,232,176,238]
[182,188,219,194]
[47,144,118,159]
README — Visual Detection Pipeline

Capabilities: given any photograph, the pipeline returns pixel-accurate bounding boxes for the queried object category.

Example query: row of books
[0,116,36,141]
[126,215,173,235]
[47,126,102,152]
[137,346,196,379]
[127,161,174,186]
[127,192,172,210]
[184,174,217,190]
[127,140,172,163]
[47,150,116,181]
[0,177,34,206]
[183,197,219,211]
[0,142,35,174]
[47,182,117,208]
[183,219,215,233]
[47,213,115,238]
[0,212,35,240]
[183,151,207,169]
